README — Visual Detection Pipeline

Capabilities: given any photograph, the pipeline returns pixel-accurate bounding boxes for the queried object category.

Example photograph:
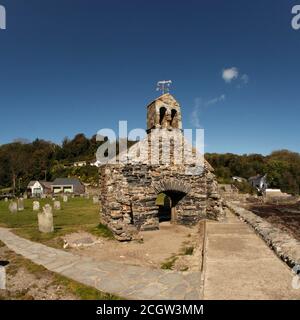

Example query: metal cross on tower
[156,80,172,94]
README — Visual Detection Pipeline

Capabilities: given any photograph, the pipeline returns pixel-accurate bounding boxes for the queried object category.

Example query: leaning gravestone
[53,200,61,210]
[17,198,24,211]
[38,204,54,233]
[9,202,18,213]
[0,266,6,290]
[33,201,40,211]
[93,195,99,204]
[63,195,68,203]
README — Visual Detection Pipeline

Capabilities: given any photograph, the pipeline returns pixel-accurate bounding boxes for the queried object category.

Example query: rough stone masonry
[99,93,225,241]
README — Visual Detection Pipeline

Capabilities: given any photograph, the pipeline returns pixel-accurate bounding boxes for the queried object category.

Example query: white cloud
[241,74,249,84]
[190,98,202,128]
[190,94,225,128]
[222,67,239,83]
[206,94,226,106]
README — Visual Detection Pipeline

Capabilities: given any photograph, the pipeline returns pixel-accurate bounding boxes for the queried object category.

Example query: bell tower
[146,93,182,132]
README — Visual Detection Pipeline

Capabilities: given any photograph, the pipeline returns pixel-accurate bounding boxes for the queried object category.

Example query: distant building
[248,174,268,193]
[265,188,291,198]
[51,178,85,194]
[232,176,247,183]
[27,181,52,197]
[90,160,101,167]
[73,161,87,167]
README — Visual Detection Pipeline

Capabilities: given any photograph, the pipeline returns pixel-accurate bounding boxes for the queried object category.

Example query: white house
[232,176,247,183]
[27,181,52,197]
[73,161,87,167]
[90,160,101,167]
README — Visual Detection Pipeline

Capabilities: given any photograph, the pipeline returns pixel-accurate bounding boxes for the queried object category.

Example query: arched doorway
[155,191,186,223]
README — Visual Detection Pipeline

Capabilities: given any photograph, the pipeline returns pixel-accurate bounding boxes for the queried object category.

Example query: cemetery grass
[0,198,111,247]
[0,240,121,300]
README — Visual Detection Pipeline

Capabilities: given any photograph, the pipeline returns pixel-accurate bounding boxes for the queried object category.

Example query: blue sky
[0,0,299,154]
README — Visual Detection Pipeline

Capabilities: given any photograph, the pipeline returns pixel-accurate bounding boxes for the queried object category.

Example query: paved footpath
[0,227,201,300]
[1,210,300,300]
[203,210,300,299]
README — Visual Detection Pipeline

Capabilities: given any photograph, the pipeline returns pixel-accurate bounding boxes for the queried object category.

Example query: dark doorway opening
[156,191,186,223]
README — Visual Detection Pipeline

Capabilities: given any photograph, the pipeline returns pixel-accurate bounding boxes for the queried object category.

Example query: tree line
[0,134,299,196]
[206,150,300,195]
[0,134,134,194]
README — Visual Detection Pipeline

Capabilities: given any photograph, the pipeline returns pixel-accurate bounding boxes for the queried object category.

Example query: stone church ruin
[99,93,225,241]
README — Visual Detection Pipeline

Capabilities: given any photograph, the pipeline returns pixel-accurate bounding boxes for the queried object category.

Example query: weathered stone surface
[93,195,99,204]
[4,197,8,202]
[33,201,40,211]
[38,204,54,233]
[0,266,6,290]
[8,202,17,213]
[99,94,225,241]
[53,201,61,210]
[17,198,24,211]
[227,202,300,267]
[63,195,68,203]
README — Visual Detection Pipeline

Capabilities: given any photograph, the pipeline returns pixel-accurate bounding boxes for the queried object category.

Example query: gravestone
[9,202,17,213]
[23,193,28,200]
[63,195,68,203]
[93,195,99,204]
[41,194,46,199]
[85,193,90,199]
[4,197,8,202]
[0,266,6,290]
[33,201,40,211]
[54,200,61,210]
[38,204,54,233]
[17,198,24,211]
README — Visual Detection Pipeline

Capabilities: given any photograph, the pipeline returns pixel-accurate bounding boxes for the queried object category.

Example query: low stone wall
[227,202,300,268]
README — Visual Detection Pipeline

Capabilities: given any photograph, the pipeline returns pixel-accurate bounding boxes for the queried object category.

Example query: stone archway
[153,179,191,223]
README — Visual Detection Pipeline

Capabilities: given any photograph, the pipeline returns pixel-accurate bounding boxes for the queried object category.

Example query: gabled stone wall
[99,93,225,241]
[100,162,224,241]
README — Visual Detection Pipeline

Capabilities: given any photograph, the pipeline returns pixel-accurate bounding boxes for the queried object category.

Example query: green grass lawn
[0,197,111,245]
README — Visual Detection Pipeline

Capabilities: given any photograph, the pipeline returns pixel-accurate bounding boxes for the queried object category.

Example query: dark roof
[248,174,266,182]
[28,180,53,188]
[27,181,37,187]
[52,178,82,186]
[40,181,52,189]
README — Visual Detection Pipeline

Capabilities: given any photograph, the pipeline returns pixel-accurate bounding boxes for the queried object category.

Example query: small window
[159,107,167,125]
[171,109,177,125]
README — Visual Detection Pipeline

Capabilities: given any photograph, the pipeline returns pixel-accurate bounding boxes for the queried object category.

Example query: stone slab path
[1,211,300,300]
[203,210,300,300]
[0,227,201,300]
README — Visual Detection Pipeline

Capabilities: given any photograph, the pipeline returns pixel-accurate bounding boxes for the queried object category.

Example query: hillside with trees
[206,150,300,195]
[0,134,299,196]
[0,134,136,195]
